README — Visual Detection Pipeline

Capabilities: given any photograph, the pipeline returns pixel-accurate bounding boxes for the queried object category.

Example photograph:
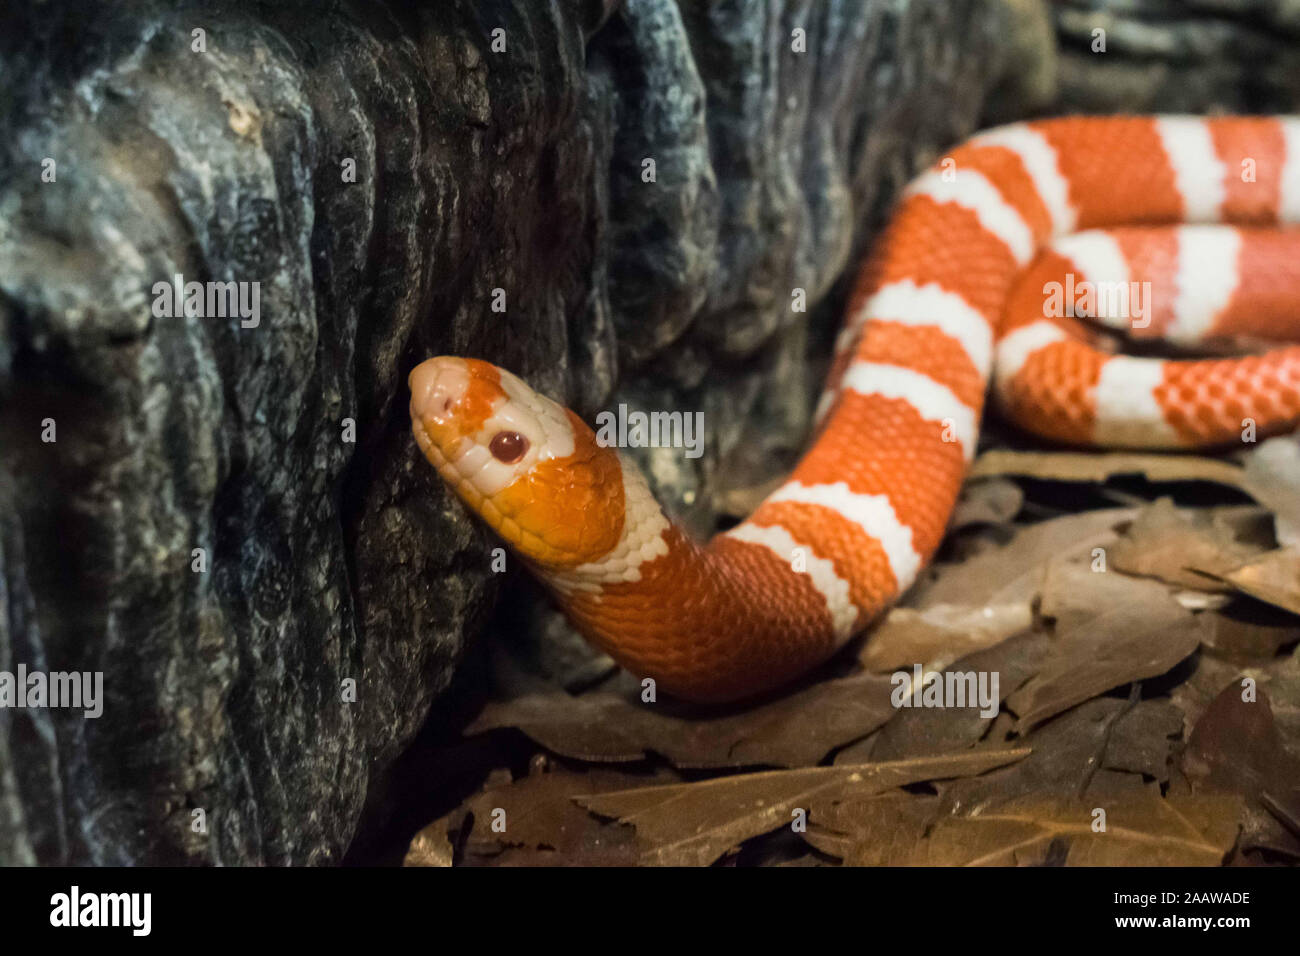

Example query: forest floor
[395,421,1300,867]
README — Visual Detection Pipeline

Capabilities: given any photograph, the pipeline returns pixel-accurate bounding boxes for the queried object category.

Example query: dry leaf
[468,671,898,769]
[859,603,1031,674]
[941,697,1182,814]
[1109,498,1262,591]
[950,477,1024,528]
[906,508,1135,612]
[574,748,1029,866]
[403,815,456,867]
[1262,650,1300,750]
[1200,549,1300,617]
[1200,605,1300,662]
[1169,656,1249,739]
[460,768,647,866]
[801,792,941,865]
[1010,564,1202,730]
[970,449,1249,489]
[1183,683,1300,858]
[865,631,1055,762]
[1242,435,1300,548]
[916,789,1242,866]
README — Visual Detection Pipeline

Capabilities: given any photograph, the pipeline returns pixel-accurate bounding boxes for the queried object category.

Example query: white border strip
[1156,116,1226,223]
[971,123,1078,236]
[994,320,1068,384]
[1169,226,1240,343]
[851,280,994,380]
[767,481,923,594]
[905,168,1036,264]
[725,523,858,640]
[1280,117,1300,224]
[1092,356,1180,447]
[841,361,979,461]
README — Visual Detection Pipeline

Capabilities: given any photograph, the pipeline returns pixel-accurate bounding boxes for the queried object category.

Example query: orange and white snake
[409,115,1300,703]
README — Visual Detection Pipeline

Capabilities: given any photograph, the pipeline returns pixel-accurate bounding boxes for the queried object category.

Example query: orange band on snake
[409,115,1300,703]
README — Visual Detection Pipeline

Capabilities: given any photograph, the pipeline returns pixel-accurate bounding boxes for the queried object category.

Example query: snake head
[409,356,625,568]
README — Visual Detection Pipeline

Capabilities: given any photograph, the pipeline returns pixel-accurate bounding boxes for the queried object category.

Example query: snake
[408,115,1300,703]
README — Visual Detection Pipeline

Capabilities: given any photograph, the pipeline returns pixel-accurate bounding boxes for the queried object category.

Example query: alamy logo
[1042,274,1153,328]
[594,404,704,460]
[890,665,999,718]
[151,273,260,327]
[0,665,103,718]
[50,886,151,936]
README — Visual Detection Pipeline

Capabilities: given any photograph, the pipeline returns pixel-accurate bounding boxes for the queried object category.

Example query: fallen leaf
[801,792,941,865]
[915,789,1242,866]
[970,449,1250,489]
[1242,435,1300,548]
[1109,498,1263,591]
[906,508,1135,612]
[1200,604,1300,663]
[950,477,1024,528]
[403,815,456,867]
[865,631,1055,762]
[1200,549,1300,617]
[574,748,1029,867]
[941,697,1183,814]
[1106,700,1185,781]
[1009,564,1202,730]
[468,671,899,769]
[858,603,1031,674]
[1262,650,1300,751]
[1183,683,1300,858]
[460,768,648,866]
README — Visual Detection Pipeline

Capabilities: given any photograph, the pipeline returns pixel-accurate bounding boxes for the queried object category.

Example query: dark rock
[1048,0,1300,113]
[0,0,1012,864]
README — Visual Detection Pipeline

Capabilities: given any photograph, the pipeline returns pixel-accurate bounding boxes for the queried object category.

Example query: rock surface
[0,0,1015,865]
[1048,0,1300,114]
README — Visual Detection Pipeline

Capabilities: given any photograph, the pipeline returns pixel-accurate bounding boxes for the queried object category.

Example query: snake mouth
[412,414,493,518]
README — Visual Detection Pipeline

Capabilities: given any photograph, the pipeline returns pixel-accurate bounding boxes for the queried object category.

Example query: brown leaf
[1184,684,1296,796]
[1105,700,1185,781]
[1109,499,1263,591]
[460,768,647,866]
[1009,564,1202,730]
[859,603,1031,674]
[1183,682,1300,858]
[970,449,1250,489]
[574,748,1029,867]
[403,815,456,867]
[1200,549,1300,617]
[1169,655,1248,737]
[1242,435,1300,548]
[940,697,1183,813]
[865,631,1055,762]
[1200,605,1300,663]
[1263,650,1300,749]
[801,792,941,865]
[914,789,1242,866]
[468,671,899,769]
[906,508,1135,612]
[950,477,1024,528]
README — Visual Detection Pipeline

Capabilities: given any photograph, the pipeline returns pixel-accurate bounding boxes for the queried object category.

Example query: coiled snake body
[410,116,1300,703]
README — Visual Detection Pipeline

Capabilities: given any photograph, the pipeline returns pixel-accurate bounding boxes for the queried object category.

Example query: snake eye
[489,430,529,464]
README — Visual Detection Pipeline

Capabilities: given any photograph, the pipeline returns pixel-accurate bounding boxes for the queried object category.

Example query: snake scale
[409,115,1300,703]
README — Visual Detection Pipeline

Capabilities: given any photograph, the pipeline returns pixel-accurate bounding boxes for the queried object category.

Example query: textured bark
[0,0,1012,864]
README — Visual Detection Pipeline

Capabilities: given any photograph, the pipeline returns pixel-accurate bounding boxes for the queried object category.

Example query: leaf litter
[406,432,1300,866]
